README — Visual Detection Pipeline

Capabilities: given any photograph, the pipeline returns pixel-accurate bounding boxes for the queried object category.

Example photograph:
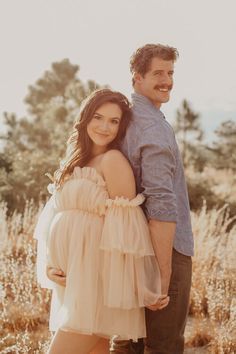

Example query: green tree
[208,120,236,170]
[0,59,101,212]
[174,99,204,167]
[25,59,79,116]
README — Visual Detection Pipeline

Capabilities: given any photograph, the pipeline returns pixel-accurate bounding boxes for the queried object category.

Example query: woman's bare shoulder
[101,149,136,199]
[101,149,130,168]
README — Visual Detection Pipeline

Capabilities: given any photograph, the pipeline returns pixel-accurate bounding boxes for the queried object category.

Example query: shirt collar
[131,92,165,119]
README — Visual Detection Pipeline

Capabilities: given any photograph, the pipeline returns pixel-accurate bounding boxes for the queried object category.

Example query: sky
[0,0,236,141]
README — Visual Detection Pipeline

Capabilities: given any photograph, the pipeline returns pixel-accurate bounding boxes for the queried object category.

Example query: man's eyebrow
[153,69,163,73]
[152,69,174,74]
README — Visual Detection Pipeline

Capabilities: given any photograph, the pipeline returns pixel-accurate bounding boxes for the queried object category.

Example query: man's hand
[46,266,66,287]
[146,294,170,311]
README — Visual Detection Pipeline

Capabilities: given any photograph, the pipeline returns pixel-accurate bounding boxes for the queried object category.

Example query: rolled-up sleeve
[140,128,178,222]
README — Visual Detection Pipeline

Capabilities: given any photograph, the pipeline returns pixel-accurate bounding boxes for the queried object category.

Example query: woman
[34,89,169,354]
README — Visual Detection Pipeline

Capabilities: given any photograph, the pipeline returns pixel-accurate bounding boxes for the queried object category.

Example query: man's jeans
[110,249,192,354]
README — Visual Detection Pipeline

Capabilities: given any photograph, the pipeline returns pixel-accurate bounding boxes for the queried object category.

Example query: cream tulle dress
[34,166,161,341]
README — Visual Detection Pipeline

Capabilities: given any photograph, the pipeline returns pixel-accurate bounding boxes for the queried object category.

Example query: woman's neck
[91,145,108,157]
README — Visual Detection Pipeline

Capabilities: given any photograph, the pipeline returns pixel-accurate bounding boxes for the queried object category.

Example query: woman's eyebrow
[94,112,121,120]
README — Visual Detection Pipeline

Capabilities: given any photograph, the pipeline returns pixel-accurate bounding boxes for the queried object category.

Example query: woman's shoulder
[101,149,130,169]
[101,149,135,199]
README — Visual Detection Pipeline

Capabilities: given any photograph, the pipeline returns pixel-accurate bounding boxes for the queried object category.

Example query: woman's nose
[100,121,109,131]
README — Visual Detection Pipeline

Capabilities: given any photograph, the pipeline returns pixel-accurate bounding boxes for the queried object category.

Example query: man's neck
[133,90,162,109]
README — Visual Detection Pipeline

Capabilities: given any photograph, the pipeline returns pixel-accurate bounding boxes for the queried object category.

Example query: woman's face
[87,102,122,152]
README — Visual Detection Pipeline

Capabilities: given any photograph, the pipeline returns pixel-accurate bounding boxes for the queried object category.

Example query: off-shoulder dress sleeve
[100,194,161,309]
[34,186,57,289]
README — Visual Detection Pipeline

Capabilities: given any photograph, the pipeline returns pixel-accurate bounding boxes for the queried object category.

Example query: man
[111,44,194,354]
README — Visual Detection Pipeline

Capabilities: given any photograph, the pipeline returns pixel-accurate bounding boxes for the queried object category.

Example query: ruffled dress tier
[34,166,161,341]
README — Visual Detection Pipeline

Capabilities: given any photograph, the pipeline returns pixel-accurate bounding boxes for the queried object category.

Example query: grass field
[0,197,235,353]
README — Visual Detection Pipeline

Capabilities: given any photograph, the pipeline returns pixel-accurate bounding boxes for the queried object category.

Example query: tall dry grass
[0,195,235,353]
[185,203,236,353]
[0,201,52,353]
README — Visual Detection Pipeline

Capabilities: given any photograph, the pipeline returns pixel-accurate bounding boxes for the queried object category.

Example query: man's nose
[161,73,172,85]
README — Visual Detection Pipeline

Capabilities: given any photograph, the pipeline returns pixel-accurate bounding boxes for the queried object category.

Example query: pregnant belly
[47,210,103,273]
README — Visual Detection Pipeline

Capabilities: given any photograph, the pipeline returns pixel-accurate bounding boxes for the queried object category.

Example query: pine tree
[174,99,204,167]
[0,59,101,212]
[210,120,236,170]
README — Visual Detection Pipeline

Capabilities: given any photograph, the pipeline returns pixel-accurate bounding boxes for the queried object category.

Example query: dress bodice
[51,167,109,216]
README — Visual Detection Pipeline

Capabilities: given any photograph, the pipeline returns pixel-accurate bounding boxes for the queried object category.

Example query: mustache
[154,85,172,90]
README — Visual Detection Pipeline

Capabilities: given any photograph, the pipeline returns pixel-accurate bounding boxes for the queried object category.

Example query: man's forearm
[149,219,176,294]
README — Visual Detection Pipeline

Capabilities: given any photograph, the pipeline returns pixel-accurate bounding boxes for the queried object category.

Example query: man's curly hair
[130,44,179,86]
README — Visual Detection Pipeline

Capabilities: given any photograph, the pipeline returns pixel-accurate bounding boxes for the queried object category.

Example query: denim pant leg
[144,249,192,354]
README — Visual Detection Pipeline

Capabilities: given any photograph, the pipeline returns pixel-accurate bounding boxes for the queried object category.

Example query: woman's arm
[101,149,136,199]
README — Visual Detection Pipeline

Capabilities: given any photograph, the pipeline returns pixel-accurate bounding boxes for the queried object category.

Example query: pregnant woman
[34,89,169,354]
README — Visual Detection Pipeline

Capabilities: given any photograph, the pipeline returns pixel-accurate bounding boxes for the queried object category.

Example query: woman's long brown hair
[54,89,132,187]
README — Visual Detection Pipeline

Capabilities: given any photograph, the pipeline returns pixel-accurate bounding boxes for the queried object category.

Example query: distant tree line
[174,99,236,171]
[173,100,236,215]
[0,59,235,214]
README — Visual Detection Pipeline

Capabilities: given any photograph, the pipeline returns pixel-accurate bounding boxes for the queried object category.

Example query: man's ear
[134,72,142,84]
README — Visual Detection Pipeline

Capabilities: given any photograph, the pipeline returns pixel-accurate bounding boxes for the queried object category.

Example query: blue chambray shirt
[121,93,194,256]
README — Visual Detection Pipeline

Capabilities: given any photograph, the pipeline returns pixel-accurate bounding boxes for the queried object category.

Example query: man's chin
[161,95,170,103]
[154,96,170,106]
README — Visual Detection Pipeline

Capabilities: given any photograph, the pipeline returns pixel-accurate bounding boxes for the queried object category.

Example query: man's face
[134,57,174,108]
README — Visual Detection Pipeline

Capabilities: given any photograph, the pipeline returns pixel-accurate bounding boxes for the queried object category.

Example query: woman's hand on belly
[46,266,66,287]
